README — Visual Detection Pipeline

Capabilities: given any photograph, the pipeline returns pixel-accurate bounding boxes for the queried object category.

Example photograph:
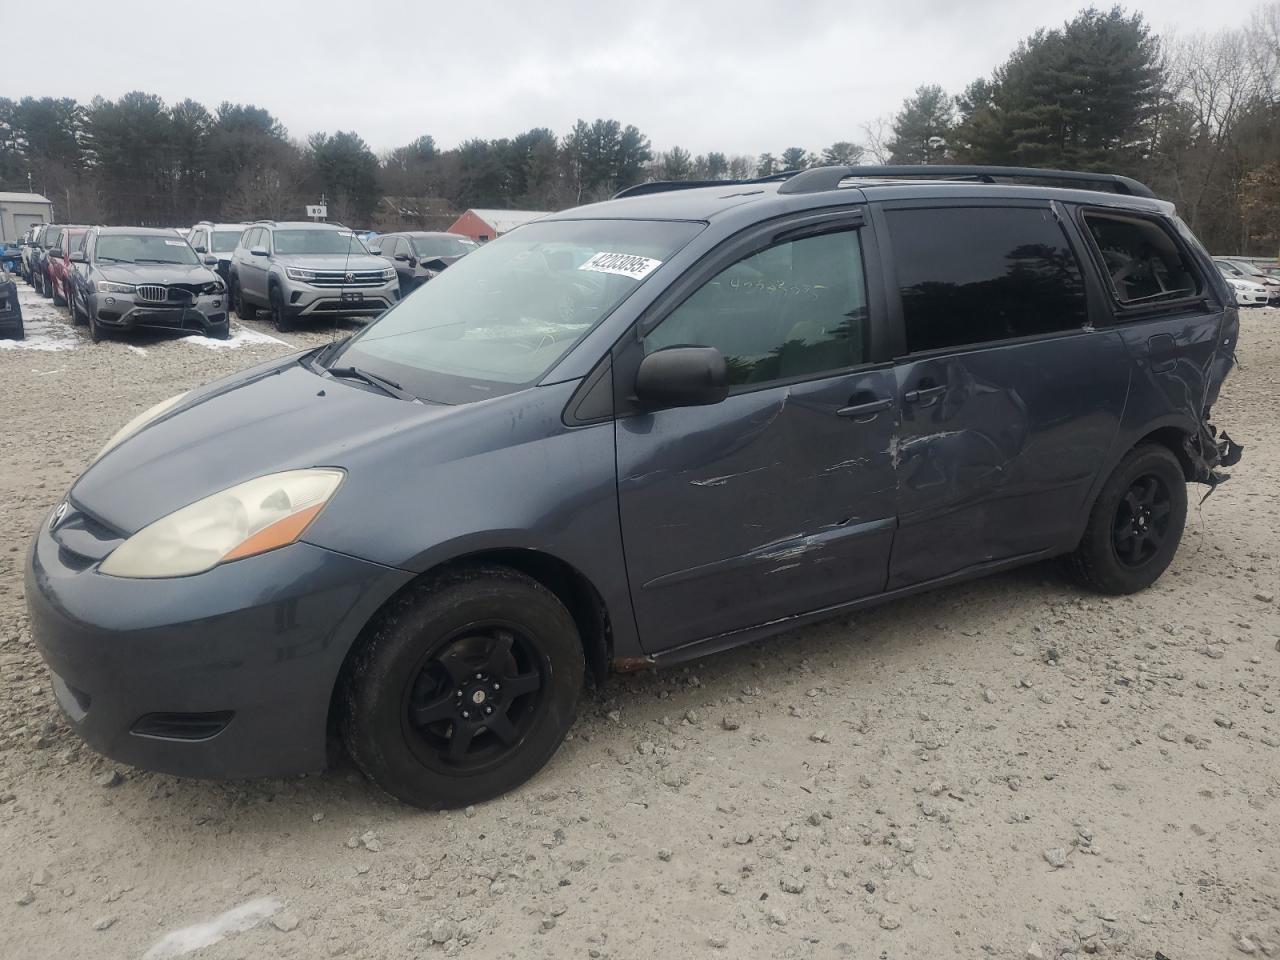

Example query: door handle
[836,397,893,421]
[903,384,947,406]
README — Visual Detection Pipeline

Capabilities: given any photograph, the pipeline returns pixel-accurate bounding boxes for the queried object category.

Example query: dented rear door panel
[887,331,1130,588]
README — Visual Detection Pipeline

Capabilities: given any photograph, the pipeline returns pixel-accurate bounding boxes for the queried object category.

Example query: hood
[272,253,391,271]
[72,358,450,533]
[98,262,219,286]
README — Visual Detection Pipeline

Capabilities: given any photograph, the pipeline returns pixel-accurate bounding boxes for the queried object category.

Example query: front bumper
[1234,290,1269,306]
[282,278,399,318]
[89,291,229,333]
[25,504,412,779]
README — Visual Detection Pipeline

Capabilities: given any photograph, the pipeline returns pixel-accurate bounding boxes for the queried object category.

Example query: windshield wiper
[96,256,131,263]
[134,258,185,264]
[326,365,416,401]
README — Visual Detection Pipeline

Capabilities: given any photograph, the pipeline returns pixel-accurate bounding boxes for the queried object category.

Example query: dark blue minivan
[26,166,1242,807]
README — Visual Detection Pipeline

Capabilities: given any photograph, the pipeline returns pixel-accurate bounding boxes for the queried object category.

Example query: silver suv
[228,221,398,331]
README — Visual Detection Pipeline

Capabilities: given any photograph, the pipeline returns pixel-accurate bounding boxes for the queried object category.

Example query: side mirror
[194,245,207,254]
[202,254,218,266]
[393,252,411,262]
[69,251,87,264]
[250,246,268,257]
[368,246,382,255]
[49,249,62,259]
[635,346,729,411]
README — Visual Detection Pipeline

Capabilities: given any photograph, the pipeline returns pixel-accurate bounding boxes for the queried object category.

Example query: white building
[0,192,55,243]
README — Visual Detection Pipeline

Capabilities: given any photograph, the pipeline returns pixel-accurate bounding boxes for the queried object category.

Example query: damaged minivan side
[26,164,1241,809]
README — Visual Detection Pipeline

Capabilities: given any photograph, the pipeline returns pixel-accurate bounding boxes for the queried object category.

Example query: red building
[447,208,549,243]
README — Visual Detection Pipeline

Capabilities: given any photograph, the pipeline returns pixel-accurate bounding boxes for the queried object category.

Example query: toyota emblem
[49,500,69,530]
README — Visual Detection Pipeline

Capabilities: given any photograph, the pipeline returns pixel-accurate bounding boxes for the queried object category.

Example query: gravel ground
[1,284,1278,960]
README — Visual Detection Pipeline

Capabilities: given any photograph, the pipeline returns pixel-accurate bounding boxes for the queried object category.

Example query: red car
[47,227,87,308]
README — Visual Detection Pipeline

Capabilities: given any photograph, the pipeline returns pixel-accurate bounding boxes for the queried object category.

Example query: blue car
[1,241,22,274]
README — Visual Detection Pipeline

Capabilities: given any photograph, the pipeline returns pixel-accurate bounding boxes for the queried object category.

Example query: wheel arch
[326,547,614,744]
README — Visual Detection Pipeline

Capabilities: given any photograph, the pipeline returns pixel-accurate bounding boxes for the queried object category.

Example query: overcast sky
[16,0,1265,157]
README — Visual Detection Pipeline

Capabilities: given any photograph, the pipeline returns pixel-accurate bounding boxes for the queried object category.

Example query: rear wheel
[269,284,292,332]
[341,566,585,809]
[52,275,66,306]
[1065,445,1187,594]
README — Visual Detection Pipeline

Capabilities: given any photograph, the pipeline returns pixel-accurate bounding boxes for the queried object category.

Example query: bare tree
[860,115,893,165]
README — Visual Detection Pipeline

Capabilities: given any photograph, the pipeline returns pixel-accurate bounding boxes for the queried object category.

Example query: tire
[52,275,66,307]
[89,310,102,343]
[232,277,256,321]
[269,284,292,332]
[341,566,585,809]
[40,270,52,299]
[69,288,86,325]
[1065,444,1188,595]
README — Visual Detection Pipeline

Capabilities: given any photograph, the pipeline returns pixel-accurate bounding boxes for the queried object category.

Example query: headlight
[96,280,135,294]
[100,469,345,578]
[199,278,226,295]
[285,267,319,281]
[382,267,396,281]
[94,392,189,463]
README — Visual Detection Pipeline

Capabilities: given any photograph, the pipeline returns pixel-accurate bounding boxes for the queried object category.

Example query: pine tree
[886,85,954,164]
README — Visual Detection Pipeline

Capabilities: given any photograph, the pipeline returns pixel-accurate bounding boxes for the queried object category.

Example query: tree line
[1,3,1276,254]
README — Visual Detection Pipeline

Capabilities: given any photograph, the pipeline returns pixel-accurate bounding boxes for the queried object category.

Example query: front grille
[306,270,386,288]
[136,284,166,302]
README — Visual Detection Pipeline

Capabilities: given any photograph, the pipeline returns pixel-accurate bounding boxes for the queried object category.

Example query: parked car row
[1214,257,1280,306]
[11,220,479,342]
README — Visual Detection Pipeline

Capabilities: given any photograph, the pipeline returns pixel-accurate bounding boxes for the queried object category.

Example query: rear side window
[886,206,1087,354]
[1083,212,1198,305]
[646,229,870,388]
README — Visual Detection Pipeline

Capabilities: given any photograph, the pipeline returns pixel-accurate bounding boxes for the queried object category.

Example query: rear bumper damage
[1187,415,1243,489]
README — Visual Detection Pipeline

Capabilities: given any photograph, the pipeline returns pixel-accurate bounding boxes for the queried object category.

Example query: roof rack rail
[612,170,801,201]
[253,219,276,225]
[776,164,1155,199]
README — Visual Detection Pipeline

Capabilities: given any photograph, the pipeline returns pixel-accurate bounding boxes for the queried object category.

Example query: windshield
[273,229,367,255]
[96,234,199,265]
[211,230,243,253]
[331,219,703,404]
[1228,260,1265,277]
[412,235,479,259]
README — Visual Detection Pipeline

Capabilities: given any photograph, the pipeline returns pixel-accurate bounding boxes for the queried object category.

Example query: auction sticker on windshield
[579,252,662,280]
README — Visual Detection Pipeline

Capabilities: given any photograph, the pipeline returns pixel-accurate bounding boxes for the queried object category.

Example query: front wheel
[341,566,585,809]
[269,285,292,332]
[232,277,256,321]
[1065,444,1188,594]
[52,276,66,306]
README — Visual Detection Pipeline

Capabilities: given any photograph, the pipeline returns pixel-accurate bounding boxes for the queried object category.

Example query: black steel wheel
[342,566,584,809]
[1065,444,1187,594]
[1111,474,1172,568]
[402,623,546,775]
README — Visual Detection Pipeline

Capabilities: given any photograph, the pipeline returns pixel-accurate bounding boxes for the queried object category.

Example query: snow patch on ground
[0,288,79,352]
[181,324,288,350]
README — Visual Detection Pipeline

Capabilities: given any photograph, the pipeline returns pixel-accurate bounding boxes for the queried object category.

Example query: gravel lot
[1,285,1278,960]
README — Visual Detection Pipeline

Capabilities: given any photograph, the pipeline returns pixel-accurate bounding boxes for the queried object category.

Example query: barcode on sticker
[579,252,662,280]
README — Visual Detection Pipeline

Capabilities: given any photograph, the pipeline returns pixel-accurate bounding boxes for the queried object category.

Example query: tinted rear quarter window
[886,206,1088,354]
[1083,212,1198,306]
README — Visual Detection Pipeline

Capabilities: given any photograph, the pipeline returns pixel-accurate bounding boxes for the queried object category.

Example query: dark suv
[373,231,478,297]
[26,165,1240,809]
[66,227,229,341]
